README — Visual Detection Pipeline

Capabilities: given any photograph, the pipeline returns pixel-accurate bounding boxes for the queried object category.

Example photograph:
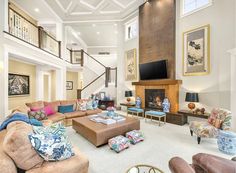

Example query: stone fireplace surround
[132,80,182,113]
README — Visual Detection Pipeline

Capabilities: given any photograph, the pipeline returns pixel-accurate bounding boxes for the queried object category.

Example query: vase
[107,110,115,117]
[136,97,142,108]
[162,98,170,113]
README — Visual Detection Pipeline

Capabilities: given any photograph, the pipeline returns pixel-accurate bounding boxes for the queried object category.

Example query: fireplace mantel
[132,79,182,86]
[132,79,182,113]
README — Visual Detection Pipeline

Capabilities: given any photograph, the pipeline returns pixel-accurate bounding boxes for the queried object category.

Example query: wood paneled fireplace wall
[139,0,176,79]
[133,0,180,113]
[133,80,182,113]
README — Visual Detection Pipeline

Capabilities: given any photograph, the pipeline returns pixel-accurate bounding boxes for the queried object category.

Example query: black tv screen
[139,60,168,80]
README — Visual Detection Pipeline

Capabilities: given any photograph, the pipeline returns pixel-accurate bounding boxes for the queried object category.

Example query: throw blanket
[0,113,43,131]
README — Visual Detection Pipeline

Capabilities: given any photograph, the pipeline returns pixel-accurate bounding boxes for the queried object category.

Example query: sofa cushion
[3,122,44,170]
[47,113,65,123]
[29,123,74,161]
[28,110,47,121]
[60,100,77,111]
[25,147,89,173]
[65,111,86,119]
[0,130,17,173]
[44,101,61,112]
[58,105,74,114]
[86,109,102,115]
[26,101,44,110]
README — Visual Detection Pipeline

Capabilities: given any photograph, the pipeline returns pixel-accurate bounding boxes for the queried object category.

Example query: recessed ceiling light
[34,8,39,12]
[92,24,96,27]
[115,31,118,34]
[114,23,117,26]
[96,31,100,35]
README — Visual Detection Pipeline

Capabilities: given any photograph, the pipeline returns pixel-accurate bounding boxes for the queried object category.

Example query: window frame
[124,16,138,42]
[181,0,213,18]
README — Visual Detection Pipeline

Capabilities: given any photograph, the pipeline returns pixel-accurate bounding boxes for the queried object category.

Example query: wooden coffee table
[72,115,140,147]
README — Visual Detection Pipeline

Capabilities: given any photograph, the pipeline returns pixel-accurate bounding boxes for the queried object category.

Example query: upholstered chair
[169,153,236,173]
[189,108,231,144]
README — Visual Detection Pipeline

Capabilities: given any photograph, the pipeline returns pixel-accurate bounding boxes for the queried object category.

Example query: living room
[0,0,236,173]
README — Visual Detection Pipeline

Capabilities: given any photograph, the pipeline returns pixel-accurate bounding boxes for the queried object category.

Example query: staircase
[69,50,117,99]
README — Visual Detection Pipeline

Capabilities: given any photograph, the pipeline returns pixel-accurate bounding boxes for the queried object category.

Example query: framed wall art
[183,25,210,76]
[66,81,73,90]
[8,73,30,96]
[125,48,137,81]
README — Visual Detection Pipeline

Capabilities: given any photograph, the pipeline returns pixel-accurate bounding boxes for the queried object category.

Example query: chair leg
[197,137,201,144]
[190,130,193,136]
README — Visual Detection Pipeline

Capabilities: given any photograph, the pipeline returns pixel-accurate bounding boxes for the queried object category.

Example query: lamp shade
[185,92,199,102]
[125,91,133,97]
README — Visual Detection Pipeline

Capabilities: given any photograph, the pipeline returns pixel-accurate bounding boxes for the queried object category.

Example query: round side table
[126,164,164,173]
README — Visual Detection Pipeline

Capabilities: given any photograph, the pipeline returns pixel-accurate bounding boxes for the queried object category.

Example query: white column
[0,0,9,120]
[229,48,236,132]
[36,66,44,100]
[55,67,66,100]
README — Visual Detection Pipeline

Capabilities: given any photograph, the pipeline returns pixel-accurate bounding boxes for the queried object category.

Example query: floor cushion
[3,122,44,170]
[217,130,236,155]
[126,130,144,144]
[108,135,130,153]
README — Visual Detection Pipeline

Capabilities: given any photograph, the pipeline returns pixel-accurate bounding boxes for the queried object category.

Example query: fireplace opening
[145,89,165,110]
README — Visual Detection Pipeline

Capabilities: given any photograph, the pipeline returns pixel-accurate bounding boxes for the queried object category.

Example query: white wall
[117,13,139,105]
[176,0,235,112]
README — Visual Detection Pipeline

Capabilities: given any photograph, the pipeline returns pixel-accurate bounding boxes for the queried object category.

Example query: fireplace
[145,89,165,110]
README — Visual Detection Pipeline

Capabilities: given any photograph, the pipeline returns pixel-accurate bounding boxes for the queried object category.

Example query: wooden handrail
[9,6,38,28]
[83,50,106,68]
[3,31,61,59]
[8,4,61,58]
[81,72,106,91]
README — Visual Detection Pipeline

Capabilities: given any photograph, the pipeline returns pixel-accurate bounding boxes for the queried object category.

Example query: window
[182,0,213,17]
[125,17,138,41]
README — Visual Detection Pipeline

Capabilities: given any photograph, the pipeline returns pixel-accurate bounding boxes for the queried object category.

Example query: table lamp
[125,91,133,103]
[185,92,199,112]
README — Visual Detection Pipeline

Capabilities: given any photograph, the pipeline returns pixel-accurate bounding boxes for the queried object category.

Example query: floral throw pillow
[77,100,87,111]
[28,123,74,161]
[28,110,47,121]
[28,133,74,161]
[33,122,65,136]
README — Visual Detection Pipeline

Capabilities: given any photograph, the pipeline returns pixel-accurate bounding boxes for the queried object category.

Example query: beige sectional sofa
[0,121,89,173]
[26,100,102,126]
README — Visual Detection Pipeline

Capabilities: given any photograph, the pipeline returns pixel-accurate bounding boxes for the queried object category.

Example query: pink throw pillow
[30,107,41,112]
[43,105,55,116]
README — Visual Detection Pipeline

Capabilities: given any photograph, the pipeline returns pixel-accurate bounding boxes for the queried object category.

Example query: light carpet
[66,116,231,173]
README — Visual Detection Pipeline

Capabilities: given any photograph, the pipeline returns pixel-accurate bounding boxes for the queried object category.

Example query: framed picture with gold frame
[183,25,210,76]
[125,48,137,81]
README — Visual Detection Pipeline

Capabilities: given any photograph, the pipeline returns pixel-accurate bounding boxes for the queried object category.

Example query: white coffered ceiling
[45,0,145,21]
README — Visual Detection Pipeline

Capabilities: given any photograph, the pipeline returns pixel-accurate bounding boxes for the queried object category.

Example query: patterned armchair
[189,108,231,144]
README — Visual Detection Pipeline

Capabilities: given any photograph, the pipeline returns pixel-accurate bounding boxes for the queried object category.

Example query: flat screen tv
[139,60,168,80]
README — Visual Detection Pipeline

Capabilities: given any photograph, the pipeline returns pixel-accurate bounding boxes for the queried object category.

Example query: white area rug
[66,115,231,173]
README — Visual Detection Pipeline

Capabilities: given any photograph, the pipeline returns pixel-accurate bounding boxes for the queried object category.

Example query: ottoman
[126,130,144,144]
[108,135,130,153]
[145,111,166,126]
[217,130,236,155]
[127,107,144,118]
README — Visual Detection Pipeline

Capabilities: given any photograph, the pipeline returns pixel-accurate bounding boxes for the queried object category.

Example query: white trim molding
[228,48,236,132]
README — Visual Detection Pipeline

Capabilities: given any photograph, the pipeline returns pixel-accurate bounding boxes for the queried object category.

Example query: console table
[98,100,115,110]
[120,103,135,108]
[178,110,210,119]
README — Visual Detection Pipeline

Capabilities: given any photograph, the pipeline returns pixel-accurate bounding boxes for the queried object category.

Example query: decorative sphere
[188,103,195,110]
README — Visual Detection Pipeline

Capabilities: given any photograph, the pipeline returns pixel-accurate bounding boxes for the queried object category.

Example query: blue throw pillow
[58,105,74,114]
[29,119,43,126]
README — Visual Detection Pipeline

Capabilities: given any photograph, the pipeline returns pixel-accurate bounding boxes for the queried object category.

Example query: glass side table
[126,164,164,173]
